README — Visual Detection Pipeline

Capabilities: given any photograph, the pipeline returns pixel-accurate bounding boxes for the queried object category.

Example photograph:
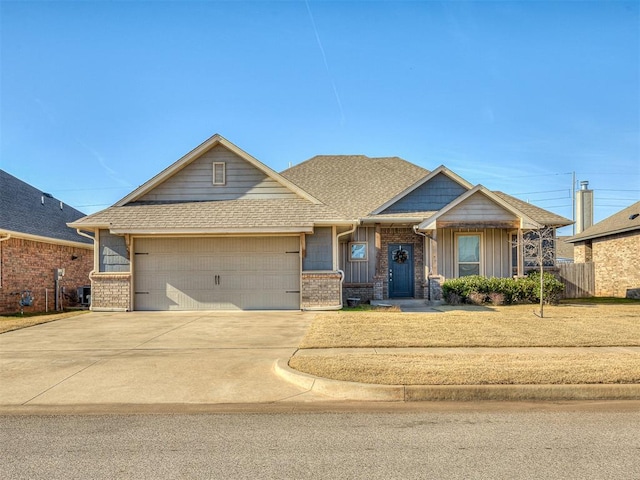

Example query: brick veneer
[342,283,374,304]
[378,227,425,299]
[301,271,342,309]
[0,237,92,314]
[90,273,131,311]
[590,232,640,297]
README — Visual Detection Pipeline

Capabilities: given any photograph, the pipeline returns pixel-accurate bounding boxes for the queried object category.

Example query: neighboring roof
[68,198,351,234]
[0,169,92,245]
[281,155,429,218]
[492,191,573,227]
[567,201,640,243]
[556,236,575,260]
[116,134,322,206]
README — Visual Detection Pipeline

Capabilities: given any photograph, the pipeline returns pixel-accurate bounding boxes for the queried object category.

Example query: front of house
[69,134,571,311]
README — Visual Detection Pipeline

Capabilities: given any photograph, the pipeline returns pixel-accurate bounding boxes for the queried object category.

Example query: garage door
[134,237,300,311]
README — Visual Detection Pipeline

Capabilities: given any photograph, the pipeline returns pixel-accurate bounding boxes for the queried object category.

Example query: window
[456,234,481,277]
[213,162,226,185]
[349,242,368,261]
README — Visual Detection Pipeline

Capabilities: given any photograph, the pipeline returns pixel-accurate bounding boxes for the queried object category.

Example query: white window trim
[455,232,483,277]
[348,241,368,262]
[213,162,226,186]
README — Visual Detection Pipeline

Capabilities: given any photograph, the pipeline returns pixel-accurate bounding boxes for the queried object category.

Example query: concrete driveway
[0,311,328,406]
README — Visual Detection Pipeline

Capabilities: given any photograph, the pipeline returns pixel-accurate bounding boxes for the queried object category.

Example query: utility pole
[572,171,576,235]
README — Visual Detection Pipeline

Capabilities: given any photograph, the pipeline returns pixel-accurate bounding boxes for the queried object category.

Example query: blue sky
[2,1,638,235]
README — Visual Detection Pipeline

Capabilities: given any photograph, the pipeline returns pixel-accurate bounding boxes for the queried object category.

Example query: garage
[133,236,301,311]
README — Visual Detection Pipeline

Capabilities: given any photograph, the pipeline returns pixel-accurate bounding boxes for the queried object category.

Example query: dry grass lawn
[299,304,640,348]
[289,351,640,385]
[0,311,89,334]
[292,304,640,385]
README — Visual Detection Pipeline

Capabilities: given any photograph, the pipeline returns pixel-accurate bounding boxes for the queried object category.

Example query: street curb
[274,359,640,402]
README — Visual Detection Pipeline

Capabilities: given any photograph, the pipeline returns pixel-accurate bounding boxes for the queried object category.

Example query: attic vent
[630,213,639,220]
[213,162,226,186]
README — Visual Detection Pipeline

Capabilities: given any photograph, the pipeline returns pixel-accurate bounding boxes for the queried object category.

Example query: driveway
[0,311,328,406]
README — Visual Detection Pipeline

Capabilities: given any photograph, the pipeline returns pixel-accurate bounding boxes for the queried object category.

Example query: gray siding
[303,227,333,270]
[99,230,130,272]
[340,227,376,283]
[382,173,467,213]
[440,192,518,223]
[139,144,298,202]
[436,228,511,279]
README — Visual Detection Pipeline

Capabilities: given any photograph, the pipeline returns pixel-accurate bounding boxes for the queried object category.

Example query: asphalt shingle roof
[568,201,640,242]
[281,155,429,218]
[69,198,349,231]
[0,169,92,244]
[493,191,572,227]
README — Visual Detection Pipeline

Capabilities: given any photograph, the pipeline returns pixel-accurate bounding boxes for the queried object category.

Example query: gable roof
[116,134,322,206]
[492,191,573,227]
[370,165,474,215]
[418,185,543,230]
[281,155,429,218]
[0,169,92,246]
[567,201,640,243]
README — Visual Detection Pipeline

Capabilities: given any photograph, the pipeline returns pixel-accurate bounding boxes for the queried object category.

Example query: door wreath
[393,248,408,264]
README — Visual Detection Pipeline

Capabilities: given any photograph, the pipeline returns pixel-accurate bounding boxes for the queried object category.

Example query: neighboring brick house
[0,170,93,314]
[69,134,571,312]
[567,201,640,298]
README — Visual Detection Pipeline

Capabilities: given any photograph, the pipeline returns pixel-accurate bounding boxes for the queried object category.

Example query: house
[69,134,572,311]
[0,170,94,314]
[567,201,640,298]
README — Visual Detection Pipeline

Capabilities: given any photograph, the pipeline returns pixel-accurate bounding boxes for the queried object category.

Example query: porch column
[426,230,444,303]
[517,228,524,277]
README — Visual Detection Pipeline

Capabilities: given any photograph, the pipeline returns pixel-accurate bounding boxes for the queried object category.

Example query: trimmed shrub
[442,274,564,306]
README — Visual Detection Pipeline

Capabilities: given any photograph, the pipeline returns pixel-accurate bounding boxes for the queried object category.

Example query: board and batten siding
[439,192,519,224]
[340,227,376,283]
[436,228,511,279]
[303,227,333,270]
[98,230,130,273]
[138,144,298,202]
[382,173,468,213]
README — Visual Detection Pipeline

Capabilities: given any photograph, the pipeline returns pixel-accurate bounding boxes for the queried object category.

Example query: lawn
[299,304,640,348]
[0,310,89,334]
[290,303,640,385]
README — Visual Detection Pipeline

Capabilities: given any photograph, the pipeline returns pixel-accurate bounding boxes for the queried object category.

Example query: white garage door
[134,237,300,311]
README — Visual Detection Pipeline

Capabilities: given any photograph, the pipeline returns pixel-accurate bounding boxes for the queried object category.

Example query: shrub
[488,292,505,306]
[442,274,564,306]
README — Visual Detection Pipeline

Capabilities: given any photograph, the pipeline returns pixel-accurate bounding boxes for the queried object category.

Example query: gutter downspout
[0,234,11,289]
[333,222,359,309]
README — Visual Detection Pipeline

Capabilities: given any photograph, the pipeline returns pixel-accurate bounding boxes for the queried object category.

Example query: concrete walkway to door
[0,311,329,408]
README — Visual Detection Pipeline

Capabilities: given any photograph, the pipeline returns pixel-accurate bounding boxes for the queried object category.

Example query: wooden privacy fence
[556,263,595,298]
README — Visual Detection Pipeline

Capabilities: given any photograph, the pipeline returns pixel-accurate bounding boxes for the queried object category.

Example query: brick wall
[342,283,374,304]
[573,241,592,263]
[592,232,640,297]
[301,271,342,309]
[0,237,93,314]
[379,227,425,299]
[90,273,131,311]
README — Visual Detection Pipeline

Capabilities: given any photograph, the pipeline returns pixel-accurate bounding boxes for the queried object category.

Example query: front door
[388,244,414,298]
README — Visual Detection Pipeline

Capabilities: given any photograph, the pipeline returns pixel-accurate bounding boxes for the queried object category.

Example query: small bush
[468,292,486,305]
[442,274,564,306]
[489,292,505,306]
